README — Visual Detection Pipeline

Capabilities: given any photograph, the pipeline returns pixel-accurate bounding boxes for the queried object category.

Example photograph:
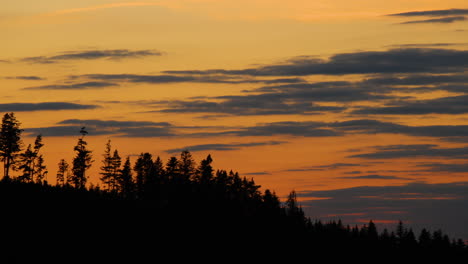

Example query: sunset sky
[2,1,468,239]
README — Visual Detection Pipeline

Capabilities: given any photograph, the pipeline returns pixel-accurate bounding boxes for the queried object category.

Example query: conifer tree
[0,113,23,180]
[56,159,69,186]
[119,157,134,197]
[71,127,93,189]
[178,150,196,183]
[100,140,113,190]
[134,152,153,196]
[197,154,213,184]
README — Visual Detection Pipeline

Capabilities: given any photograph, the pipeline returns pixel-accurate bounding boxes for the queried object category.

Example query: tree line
[0,112,466,257]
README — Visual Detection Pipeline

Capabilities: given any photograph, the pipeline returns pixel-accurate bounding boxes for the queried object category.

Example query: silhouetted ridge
[0,112,466,261]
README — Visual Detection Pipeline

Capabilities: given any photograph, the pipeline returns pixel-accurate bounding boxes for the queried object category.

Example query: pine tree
[34,154,47,184]
[56,159,69,186]
[119,157,134,197]
[110,150,121,191]
[71,128,93,189]
[178,150,196,183]
[100,140,114,190]
[18,144,35,182]
[0,113,23,180]
[197,154,213,184]
[134,153,153,196]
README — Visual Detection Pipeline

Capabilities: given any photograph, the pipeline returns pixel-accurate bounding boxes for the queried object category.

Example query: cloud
[80,73,307,85]
[26,119,175,137]
[188,119,468,141]
[416,163,468,173]
[164,48,468,76]
[386,43,468,48]
[20,49,163,64]
[23,82,118,90]
[4,76,45,81]
[388,8,468,17]
[153,97,346,116]
[348,144,468,160]
[337,174,413,180]
[0,102,99,112]
[285,163,365,172]
[352,95,468,115]
[400,16,466,24]
[298,182,468,239]
[165,141,287,153]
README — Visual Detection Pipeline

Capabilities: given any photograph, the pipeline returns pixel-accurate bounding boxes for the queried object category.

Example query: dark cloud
[285,163,365,172]
[337,174,413,180]
[21,49,163,64]
[165,141,287,153]
[400,16,467,24]
[23,82,118,90]
[205,121,341,137]
[0,102,99,112]
[298,182,468,239]
[188,119,468,141]
[80,73,307,85]
[4,76,45,80]
[416,163,468,173]
[388,8,468,17]
[244,171,272,176]
[386,43,468,48]
[58,119,172,128]
[154,97,345,116]
[26,119,174,138]
[348,144,468,160]
[164,48,468,76]
[352,95,468,115]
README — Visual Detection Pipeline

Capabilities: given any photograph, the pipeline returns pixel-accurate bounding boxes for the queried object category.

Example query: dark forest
[0,112,466,262]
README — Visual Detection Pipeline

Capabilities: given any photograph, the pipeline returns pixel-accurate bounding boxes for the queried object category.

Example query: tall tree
[165,156,179,182]
[111,150,122,191]
[18,135,46,183]
[134,153,153,196]
[56,159,69,186]
[100,140,114,190]
[197,154,213,184]
[71,128,93,189]
[119,157,134,197]
[0,113,23,180]
[178,150,196,183]
[18,144,35,182]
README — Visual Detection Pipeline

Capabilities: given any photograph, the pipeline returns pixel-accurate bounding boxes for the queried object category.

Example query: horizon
[2,0,468,240]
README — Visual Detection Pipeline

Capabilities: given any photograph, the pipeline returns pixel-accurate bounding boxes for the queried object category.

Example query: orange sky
[2,0,468,239]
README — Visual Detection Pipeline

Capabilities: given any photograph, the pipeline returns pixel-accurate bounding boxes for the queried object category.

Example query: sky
[2,0,468,239]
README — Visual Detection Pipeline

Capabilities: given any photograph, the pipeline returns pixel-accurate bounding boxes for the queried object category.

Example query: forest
[0,112,467,261]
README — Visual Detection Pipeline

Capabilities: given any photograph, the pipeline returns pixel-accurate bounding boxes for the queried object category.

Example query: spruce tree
[56,159,69,186]
[0,113,23,180]
[71,128,93,189]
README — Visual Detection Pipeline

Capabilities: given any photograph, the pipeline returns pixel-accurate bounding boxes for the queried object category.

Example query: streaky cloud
[164,48,468,76]
[21,49,163,64]
[352,95,468,115]
[400,16,466,24]
[0,102,99,112]
[348,144,468,160]
[165,141,287,153]
[23,82,118,90]
[388,8,468,17]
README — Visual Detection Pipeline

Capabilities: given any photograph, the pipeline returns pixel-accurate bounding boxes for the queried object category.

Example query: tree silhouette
[0,113,23,180]
[178,150,196,183]
[18,135,46,183]
[119,156,134,197]
[56,159,69,186]
[197,154,213,184]
[134,152,153,197]
[100,140,121,191]
[70,128,93,188]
